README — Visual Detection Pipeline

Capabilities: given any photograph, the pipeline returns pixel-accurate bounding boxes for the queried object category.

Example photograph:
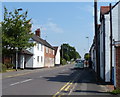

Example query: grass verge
[110,89,120,95]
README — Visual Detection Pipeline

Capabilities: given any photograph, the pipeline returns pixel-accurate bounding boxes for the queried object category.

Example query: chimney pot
[35,29,40,37]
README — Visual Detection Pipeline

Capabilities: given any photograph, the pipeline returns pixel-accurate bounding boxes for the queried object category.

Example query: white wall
[26,47,34,68]
[33,42,44,68]
[105,14,111,82]
[112,4,118,41]
[20,55,25,69]
[55,47,60,65]
[100,23,104,79]
[112,2,119,87]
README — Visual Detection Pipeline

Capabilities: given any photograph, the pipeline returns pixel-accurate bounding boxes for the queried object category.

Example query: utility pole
[94,0,99,81]
[15,8,23,71]
[110,3,113,83]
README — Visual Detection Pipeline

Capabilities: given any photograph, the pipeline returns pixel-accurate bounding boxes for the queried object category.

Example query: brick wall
[116,46,120,89]
[44,46,55,67]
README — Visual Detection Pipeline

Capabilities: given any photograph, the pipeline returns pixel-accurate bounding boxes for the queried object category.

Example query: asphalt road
[2,64,119,97]
[2,64,77,95]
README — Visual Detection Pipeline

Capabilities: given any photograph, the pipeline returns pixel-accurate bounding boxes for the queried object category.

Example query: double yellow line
[53,73,81,97]
[53,80,73,97]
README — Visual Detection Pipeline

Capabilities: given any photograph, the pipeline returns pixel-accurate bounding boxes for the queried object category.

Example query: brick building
[44,42,55,68]
[114,42,120,89]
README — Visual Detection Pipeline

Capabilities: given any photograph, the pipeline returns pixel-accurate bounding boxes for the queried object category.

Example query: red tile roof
[100,6,110,15]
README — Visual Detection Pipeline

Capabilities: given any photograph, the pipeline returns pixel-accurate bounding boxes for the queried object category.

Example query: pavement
[1,64,120,97]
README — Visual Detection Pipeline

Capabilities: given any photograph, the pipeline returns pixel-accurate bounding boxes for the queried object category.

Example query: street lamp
[17,8,23,11]
[15,8,23,71]
[86,37,89,51]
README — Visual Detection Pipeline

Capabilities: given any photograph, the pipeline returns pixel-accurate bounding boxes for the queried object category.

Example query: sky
[1,1,117,58]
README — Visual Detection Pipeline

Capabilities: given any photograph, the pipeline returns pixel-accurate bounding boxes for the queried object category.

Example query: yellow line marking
[53,80,72,97]
[60,80,71,91]
[58,95,61,97]
[64,85,71,91]
[53,72,81,97]
[52,92,60,97]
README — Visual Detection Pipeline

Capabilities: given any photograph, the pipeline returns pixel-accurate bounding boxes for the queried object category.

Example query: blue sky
[2,1,116,58]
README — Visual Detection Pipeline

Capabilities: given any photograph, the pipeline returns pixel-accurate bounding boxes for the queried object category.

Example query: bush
[61,58,67,65]
[0,64,7,72]
[111,89,120,94]
[6,64,14,69]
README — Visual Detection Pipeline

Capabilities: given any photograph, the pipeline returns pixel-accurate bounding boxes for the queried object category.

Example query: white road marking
[10,82,20,86]
[20,79,33,83]
[10,79,33,86]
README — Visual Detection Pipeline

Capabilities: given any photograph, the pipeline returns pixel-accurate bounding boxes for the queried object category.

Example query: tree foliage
[2,7,34,54]
[60,43,81,62]
[84,53,90,60]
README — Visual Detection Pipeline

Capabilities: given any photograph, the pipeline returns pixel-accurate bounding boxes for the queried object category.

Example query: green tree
[60,43,81,63]
[84,53,90,60]
[2,7,34,54]
[2,7,35,70]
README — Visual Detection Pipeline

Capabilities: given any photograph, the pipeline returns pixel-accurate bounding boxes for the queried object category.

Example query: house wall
[19,55,25,69]
[32,42,44,68]
[112,3,119,87]
[90,45,96,70]
[118,3,120,41]
[44,46,55,67]
[93,48,96,72]
[25,55,33,68]
[100,23,104,80]
[55,47,60,65]
[116,46,120,89]
[25,41,44,68]
[104,14,111,82]
[25,45,34,68]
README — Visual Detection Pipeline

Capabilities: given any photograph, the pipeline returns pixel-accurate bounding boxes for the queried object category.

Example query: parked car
[74,61,84,69]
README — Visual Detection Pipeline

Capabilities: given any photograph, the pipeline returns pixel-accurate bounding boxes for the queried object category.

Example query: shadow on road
[43,69,81,83]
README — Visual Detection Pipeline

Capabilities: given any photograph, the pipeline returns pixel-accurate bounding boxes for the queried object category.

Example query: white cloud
[31,19,47,32]
[31,18,64,34]
[46,21,64,33]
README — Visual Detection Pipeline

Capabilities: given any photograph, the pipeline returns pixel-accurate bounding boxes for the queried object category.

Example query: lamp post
[86,37,89,51]
[17,8,22,11]
[15,8,23,71]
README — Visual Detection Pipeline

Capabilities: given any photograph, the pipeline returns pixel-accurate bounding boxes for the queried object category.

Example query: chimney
[35,28,40,37]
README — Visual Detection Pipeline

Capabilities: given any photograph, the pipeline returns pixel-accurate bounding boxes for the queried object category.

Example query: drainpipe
[94,0,99,81]
[110,3,113,83]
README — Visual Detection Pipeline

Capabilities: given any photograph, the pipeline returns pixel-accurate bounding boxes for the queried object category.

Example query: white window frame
[53,50,54,55]
[46,47,48,53]
[41,44,43,51]
[37,43,39,50]
[37,56,39,62]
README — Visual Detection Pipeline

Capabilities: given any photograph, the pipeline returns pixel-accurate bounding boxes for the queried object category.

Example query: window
[48,48,49,53]
[53,50,54,55]
[41,56,43,63]
[49,49,51,54]
[37,43,39,50]
[37,56,39,62]
[41,44,43,51]
[46,47,48,53]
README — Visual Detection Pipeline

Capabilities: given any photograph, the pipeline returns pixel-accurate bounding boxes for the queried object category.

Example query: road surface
[2,64,119,97]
